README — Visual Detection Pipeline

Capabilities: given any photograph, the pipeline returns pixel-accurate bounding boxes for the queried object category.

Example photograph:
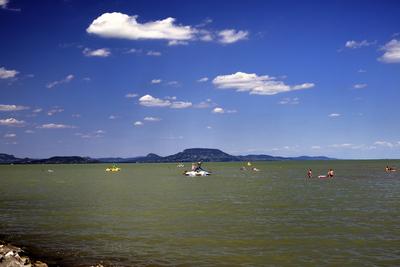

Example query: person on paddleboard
[307,169,312,178]
[327,169,334,178]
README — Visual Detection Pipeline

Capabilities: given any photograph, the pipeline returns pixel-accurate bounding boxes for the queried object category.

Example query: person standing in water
[307,169,313,178]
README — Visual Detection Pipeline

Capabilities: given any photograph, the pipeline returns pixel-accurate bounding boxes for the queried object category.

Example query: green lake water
[0,161,399,266]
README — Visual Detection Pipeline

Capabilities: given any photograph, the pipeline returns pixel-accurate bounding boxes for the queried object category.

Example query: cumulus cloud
[146,50,162,56]
[139,95,171,107]
[109,115,118,119]
[353,83,367,89]
[213,72,314,95]
[0,118,25,127]
[345,40,375,49]
[279,97,299,105]
[47,74,74,88]
[171,101,192,109]
[134,121,143,126]
[83,48,111,57]
[125,93,138,98]
[0,104,29,111]
[144,116,161,121]
[0,67,19,79]
[38,123,76,129]
[87,12,195,41]
[151,79,162,84]
[212,107,236,114]
[197,77,209,82]
[329,113,341,118]
[86,12,248,46]
[139,94,192,109]
[378,39,400,63]
[218,29,248,44]
[311,145,321,149]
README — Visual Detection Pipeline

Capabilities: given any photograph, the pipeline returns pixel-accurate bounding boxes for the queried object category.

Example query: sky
[0,0,399,159]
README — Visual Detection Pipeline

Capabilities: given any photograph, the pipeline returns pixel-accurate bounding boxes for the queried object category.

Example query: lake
[1,161,399,266]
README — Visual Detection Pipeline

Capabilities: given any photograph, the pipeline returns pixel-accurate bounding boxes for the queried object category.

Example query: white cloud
[170,101,192,109]
[87,12,195,41]
[83,48,111,57]
[147,50,161,56]
[139,95,171,107]
[144,117,161,121]
[212,107,236,114]
[374,140,394,148]
[47,74,74,88]
[279,97,299,105]
[47,107,64,116]
[139,94,192,109]
[213,72,314,95]
[38,123,76,129]
[165,96,177,100]
[212,107,224,114]
[358,69,367,73]
[72,114,81,118]
[134,121,143,126]
[125,93,138,98]
[0,67,18,79]
[0,0,9,8]
[311,145,321,149]
[0,104,29,111]
[151,79,162,84]
[329,113,341,118]
[25,130,34,134]
[109,115,118,119]
[378,39,400,63]
[206,126,212,129]
[33,108,42,113]
[218,29,248,44]
[168,40,189,46]
[345,40,375,49]
[197,77,209,82]
[4,133,16,138]
[0,118,25,127]
[353,83,367,89]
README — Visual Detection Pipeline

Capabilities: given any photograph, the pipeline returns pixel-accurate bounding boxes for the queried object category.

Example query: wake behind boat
[184,170,211,177]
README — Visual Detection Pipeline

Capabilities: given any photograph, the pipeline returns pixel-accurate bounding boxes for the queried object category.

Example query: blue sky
[0,0,399,159]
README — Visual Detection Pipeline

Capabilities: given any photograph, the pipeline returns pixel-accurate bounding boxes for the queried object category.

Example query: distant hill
[0,153,21,164]
[0,149,335,164]
[0,154,98,164]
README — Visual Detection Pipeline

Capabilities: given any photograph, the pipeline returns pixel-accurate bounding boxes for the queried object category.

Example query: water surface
[1,161,399,266]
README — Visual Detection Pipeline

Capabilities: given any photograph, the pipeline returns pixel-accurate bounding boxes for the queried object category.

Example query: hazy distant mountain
[0,153,21,164]
[0,149,335,164]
